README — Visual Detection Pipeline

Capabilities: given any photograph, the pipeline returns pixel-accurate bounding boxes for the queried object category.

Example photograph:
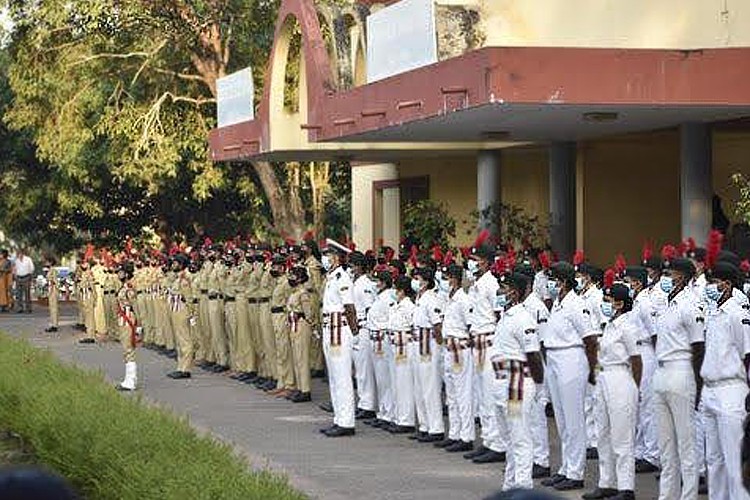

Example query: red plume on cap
[573,250,585,267]
[642,241,653,262]
[676,241,687,258]
[661,244,677,261]
[685,237,697,252]
[603,268,616,289]
[303,230,315,242]
[83,243,95,262]
[460,246,470,258]
[431,245,443,263]
[705,229,724,269]
[538,251,551,270]
[443,250,454,266]
[125,237,134,255]
[506,246,517,270]
[614,254,627,277]
[741,260,750,274]
[347,240,356,251]
[408,245,418,267]
[284,237,296,246]
[473,229,491,249]
[491,257,507,277]
[385,247,395,262]
[203,237,213,249]
[168,243,179,256]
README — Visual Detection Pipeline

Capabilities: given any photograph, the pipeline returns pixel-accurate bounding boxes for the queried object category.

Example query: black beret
[514,263,535,279]
[415,266,434,282]
[707,261,739,283]
[717,250,742,268]
[471,243,495,260]
[624,266,648,287]
[548,262,575,283]
[688,248,706,262]
[348,251,366,266]
[642,256,662,270]
[662,257,695,278]
[373,269,393,286]
[604,283,630,302]
[498,272,529,293]
[443,264,463,279]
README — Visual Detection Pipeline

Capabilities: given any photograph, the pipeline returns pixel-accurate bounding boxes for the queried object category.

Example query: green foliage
[468,202,549,248]
[732,173,750,224]
[0,332,306,500]
[402,200,456,248]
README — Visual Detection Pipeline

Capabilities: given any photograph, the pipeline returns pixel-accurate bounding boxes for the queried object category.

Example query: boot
[117,361,137,391]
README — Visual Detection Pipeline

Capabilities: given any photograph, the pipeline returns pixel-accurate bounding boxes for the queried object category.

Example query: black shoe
[389,424,415,434]
[261,379,277,391]
[319,401,334,413]
[311,369,326,378]
[252,376,268,387]
[165,349,177,359]
[78,338,96,344]
[116,384,135,392]
[212,364,229,373]
[241,371,258,382]
[229,372,245,380]
[699,476,708,495]
[355,409,377,420]
[472,450,506,464]
[167,371,191,379]
[44,326,58,333]
[586,447,599,460]
[202,362,217,371]
[324,425,355,437]
[612,491,635,500]
[541,474,567,487]
[285,389,301,400]
[463,446,489,460]
[417,433,444,443]
[545,402,555,417]
[433,438,456,448]
[635,459,660,474]
[582,487,618,499]
[553,479,584,491]
[369,419,386,428]
[409,431,427,441]
[319,424,335,434]
[532,464,551,478]
[445,441,473,453]
[291,392,311,403]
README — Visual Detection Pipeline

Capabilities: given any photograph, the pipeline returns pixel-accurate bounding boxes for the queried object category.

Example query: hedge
[0,333,306,500]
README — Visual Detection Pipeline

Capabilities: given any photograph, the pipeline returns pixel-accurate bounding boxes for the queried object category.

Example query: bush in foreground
[0,333,306,500]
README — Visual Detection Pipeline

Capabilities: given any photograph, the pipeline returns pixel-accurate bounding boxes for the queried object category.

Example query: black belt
[208,294,223,300]
[258,297,270,303]
[224,297,236,303]
[191,299,199,304]
[248,298,258,304]
[289,311,306,320]
[200,289,208,293]
[271,306,285,314]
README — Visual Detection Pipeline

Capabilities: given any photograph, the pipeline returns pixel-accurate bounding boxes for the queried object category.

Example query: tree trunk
[252,160,305,239]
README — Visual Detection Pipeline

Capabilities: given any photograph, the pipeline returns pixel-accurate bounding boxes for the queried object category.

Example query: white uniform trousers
[595,366,638,492]
[372,331,394,422]
[490,372,536,490]
[322,323,355,429]
[390,332,415,427]
[531,368,550,467]
[414,334,445,435]
[703,382,750,500]
[546,346,588,481]
[443,340,475,443]
[585,381,598,448]
[635,341,660,466]
[653,361,698,500]
[480,360,508,452]
[353,326,377,412]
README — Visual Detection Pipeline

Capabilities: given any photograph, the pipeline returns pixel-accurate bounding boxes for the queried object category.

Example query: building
[209,0,750,264]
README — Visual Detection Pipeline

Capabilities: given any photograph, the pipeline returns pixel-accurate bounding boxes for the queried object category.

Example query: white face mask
[438,279,450,293]
[411,279,422,293]
[321,255,331,271]
[575,276,586,292]
[467,260,479,274]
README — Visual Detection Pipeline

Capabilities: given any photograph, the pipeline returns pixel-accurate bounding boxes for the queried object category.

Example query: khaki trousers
[196,294,211,362]
[208,297,228,366]
[48,287,59,328]
[224,301,238,370]
[247,302,262,374]
[258,303,275,379]
[173,306,193,373]
[235,297,256,373]
[291,320,312,393]
[273,312,295,389]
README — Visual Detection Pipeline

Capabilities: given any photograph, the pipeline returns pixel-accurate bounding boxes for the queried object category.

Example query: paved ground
[0,305,660,499]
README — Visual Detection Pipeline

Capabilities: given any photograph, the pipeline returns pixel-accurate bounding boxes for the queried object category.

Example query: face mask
[575,276,585,292]
[600,301,614,318]
[628,286,635,299]
[389,289,397,302]
[321,255,331,271]
[744,282,750,296]
[659,276,674,294]
[434,270,443,282]
[547,280,560,298]
[287,279,298,288]
[494,293,508,310]
[646,275,654,286]
[438,279,450,293]
[467,260,479,274]
[705,283,722,303]
[411,279,422,293]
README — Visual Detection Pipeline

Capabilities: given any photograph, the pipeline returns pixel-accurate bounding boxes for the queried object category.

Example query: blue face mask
[575,276,586,292]
[744,282,750,296]
[624,284,635,299]
[494,293,508,310]
[321,255,331,271]
[547,280,560,298]
[438,279,450,293]
[467,260,479,275]
[600,301,614,318]
[659,276,674,294]
[705,283,723,303]
[411,279,422,293]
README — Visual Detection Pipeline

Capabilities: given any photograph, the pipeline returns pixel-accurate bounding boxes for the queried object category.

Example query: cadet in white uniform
[411,267,445,441]
[319,240,359,437]
[701,262,750,500]
[465,243,505,464]
[541,262,599,492]
[436,264,474,452]
[583,283,642,500]
[366,270,396,430]
[490,272,545,491]
[387,275,417,434]
[653,257,705,499]
[349,252,377,420]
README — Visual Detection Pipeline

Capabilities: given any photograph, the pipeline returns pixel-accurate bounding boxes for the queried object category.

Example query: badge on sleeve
[742,319,750,326]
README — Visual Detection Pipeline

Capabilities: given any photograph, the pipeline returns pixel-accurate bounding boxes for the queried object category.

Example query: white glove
[351,334,360,350]
[313,330,321,340]
[189,316,197,327]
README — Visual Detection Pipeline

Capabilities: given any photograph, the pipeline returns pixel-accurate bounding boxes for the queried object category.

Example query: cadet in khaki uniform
[44,258,59,333]
[207,247,229,372]
[102,266,116,339]
[115,262,139,391]
[195,255,213,366]
[229,249,258,381]
[74,260,85,329]
[269,255,295,397]
[91,259,108,339]
[133,260,149,345]
[186,258,202,362]
[286,266,317,402]
[302,240,326,376]
[168,254,194,379]
[222,252,241,371]
[255,254,278,390]
[245,252,266,384]
[78,262,97,344]
[161,264,177,355]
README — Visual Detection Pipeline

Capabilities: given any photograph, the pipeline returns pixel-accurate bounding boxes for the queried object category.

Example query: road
[0,304,660,499]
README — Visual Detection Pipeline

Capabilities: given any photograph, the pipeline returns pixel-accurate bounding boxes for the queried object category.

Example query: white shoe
[117,361,137,391]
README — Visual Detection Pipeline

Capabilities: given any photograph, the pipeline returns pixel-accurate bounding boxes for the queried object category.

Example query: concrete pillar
[477,150,502,231]
[549,142,576,259]
[680,123,712,244]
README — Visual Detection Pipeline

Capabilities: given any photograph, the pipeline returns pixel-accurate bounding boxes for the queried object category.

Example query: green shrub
[0,333,306,500]
[402,200,457,249]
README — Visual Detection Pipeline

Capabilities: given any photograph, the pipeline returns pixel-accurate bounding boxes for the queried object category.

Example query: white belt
[703,378,746,389]
[600,364,629,372]
[657,359,692,368]
[545,344,584,352]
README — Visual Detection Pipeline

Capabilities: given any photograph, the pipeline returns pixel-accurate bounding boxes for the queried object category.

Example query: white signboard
[216,67,254,128]
[366,0,437,83]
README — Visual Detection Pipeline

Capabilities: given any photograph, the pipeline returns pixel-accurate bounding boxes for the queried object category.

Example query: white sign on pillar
[216,67,254,128]
[366,0,437,83]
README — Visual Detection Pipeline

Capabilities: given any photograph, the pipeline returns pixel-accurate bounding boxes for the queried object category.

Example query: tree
[402,200,456,249]
[467,202,549,249]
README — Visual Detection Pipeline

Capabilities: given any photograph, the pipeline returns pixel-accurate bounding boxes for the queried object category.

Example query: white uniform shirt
[523,292,550,343]
[367,289,395,332]
[599,312,640,367]
[545,290,598,349]
[654,287,705,362]
[14,255,35,277]
[388,296,415,332]
[470,270,499,335]
[414,288,444,329]
[631,290,656,342]
[443,288,471,338]
[490,303,540,362]
[353,274,377,322]
[580,285,605,333]
[645,284,668,334]
[701,297,750,383]
[322,266,354,314]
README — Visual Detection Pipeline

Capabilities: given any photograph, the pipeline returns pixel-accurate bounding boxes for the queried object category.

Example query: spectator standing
[0,249,11,312]
[13,248,35,314]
